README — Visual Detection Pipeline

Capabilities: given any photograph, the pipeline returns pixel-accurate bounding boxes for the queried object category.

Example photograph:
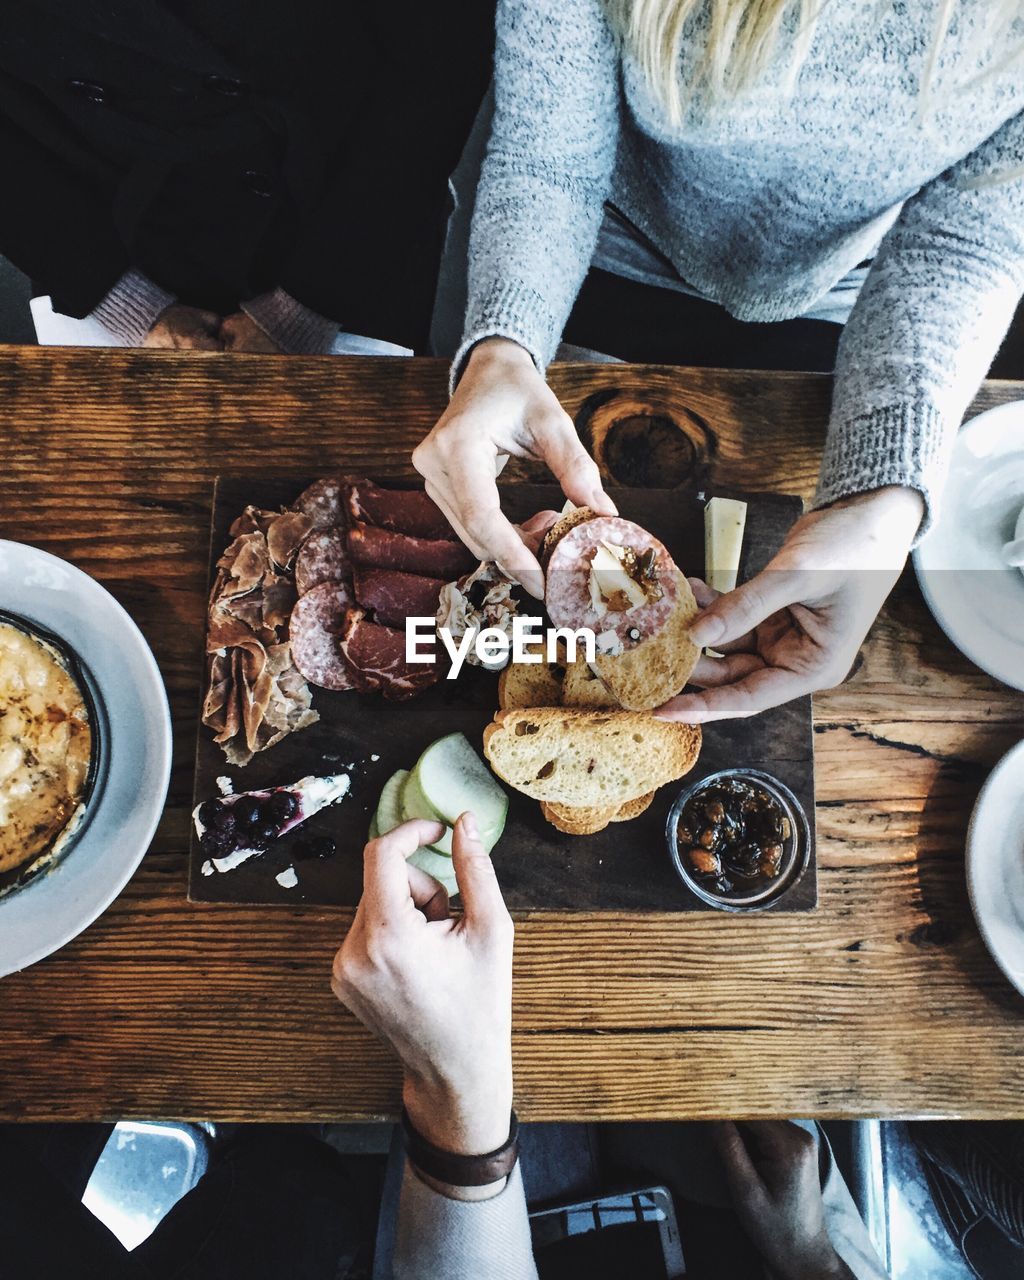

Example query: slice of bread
[497,642,564,709]
[540,801,618,835]
[539,505,598,567]
[612,790,655,822]
[483,707,702,806]
[591,571,700,711]
[561,658,619,709]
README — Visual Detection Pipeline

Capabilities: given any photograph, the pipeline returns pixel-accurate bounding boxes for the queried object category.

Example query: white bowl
[0,542,172,977]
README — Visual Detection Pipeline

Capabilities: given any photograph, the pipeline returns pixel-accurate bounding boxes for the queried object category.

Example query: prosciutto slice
[343,479,455,541]
[352,567,444,629]
[347,522,474,580]
[340,610,439,700]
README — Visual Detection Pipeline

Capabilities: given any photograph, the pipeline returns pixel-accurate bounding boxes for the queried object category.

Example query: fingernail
[461,812,479,840]
[690,614,724,647]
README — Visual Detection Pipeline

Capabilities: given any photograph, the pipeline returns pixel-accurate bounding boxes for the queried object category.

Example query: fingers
[689,652,764,688]
[539,423,617,516]
[656,666,811,723]
[406,863,450,922]
[688,570,802,650]
[517,509,561,556]
[451,812,510,936]
[710,1121,765,1205]
[362,819,446,924]
[423,468,544,599]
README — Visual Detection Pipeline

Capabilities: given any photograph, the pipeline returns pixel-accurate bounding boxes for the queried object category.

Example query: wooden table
[1,347,1022,1123]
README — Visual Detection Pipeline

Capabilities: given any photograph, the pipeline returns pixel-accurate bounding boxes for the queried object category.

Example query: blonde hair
[604,0,822,122]
[606,0,1024,127]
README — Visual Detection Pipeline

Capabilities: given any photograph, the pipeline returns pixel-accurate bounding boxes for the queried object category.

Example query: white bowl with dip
[0,541,171,977]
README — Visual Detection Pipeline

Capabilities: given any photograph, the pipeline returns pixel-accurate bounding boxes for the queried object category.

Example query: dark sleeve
[0,107,128,315]
[277,2,495,351]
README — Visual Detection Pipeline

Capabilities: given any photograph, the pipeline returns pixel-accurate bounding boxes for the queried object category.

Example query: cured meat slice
[293,477,345,530]
[545,515,678,648]
[266,510,314,571]
[295,528,352,597]
[343,479,456,541]
[340,610,439,700]
[347,522,474,580]
[352,567,444,629]
[288,582,358,691]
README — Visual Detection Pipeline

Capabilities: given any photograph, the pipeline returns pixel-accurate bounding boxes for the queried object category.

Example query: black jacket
[0,0,494,349]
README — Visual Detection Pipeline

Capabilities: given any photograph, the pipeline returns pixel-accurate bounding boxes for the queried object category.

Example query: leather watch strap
[401,1108,519,1187]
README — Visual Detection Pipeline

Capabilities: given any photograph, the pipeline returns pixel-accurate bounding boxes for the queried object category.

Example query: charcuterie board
[189,477,816,912]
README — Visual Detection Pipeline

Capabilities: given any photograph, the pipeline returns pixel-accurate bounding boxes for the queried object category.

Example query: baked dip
[0,620,93,886]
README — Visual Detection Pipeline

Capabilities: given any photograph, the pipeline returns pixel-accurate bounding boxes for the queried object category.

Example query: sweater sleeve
[90,270,175,347]
[815,108,1024,541]
[391,1160,538,1280]
[454,0,620,385]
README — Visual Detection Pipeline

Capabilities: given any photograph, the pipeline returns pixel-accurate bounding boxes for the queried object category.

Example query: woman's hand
[332,813,514,1174]
[142,304,223,350]
[220,312,284,353]
[713,1121,855,1280]
[413,337,616,598]
[658,487,924,723]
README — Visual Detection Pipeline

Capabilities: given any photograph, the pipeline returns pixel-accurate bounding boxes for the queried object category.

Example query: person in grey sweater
[414,0,1024,721]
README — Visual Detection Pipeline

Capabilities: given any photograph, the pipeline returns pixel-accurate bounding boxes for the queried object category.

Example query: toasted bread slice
[539,505,598,567]
[561,658,618,709]
[497,642,564,710]
[612,790,655,822]
[483,707,701,806]
[540,801,618,835]
[591,572,700,711]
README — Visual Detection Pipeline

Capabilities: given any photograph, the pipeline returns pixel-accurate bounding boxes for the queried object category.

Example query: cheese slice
[704,497,747,594]
[589,540,648,613]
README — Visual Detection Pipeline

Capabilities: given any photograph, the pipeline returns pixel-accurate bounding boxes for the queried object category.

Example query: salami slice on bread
[542,509,700,712]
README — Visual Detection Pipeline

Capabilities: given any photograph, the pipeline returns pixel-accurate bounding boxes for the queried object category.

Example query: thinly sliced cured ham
[340,610,439,700]
[343,479,456,541]
[347,521,474,580]
[352,567,444,629]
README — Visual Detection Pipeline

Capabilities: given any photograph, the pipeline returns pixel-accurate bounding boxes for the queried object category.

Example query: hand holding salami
[413,337,617,598]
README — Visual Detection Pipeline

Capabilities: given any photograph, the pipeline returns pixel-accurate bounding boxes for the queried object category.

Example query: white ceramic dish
[967,738,1024,1000]
[0,541,172,977]
[913,401,1024,691]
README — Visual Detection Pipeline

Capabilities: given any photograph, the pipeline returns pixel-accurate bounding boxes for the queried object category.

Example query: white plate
[913,401,1024,690]
[0,541,172,977]
[967,738,1024,999]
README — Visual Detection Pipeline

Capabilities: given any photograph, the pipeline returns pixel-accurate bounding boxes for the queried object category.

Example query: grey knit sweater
[458,0,1024,535]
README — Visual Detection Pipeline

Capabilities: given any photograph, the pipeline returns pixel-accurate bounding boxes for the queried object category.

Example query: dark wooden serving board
[189,477,816,912]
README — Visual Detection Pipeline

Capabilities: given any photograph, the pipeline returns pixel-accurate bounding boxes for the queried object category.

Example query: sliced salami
[340,610,439,701]
[545,515,678,648]
[343,480,456,541]
[293,477,345,530]
[288,582,358,691]
[295,528,352,597]
[352,567,444,629]
[347,521,475,580]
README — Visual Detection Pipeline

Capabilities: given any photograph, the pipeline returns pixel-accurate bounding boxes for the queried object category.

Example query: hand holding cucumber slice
[368,735,508,898]
[406,732,508,854]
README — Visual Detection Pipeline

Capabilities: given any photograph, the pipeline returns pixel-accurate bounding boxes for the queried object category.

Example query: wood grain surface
[1,346,1022,1123]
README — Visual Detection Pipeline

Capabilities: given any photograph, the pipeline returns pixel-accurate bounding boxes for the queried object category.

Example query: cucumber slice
[372,770,455,888]
[411,732,508,852]
[408,846,458,898]
[374,769,408,838]
[401,769,454,855]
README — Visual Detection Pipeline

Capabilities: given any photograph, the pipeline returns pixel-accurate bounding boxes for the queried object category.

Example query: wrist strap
[401,1108,519,1187]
